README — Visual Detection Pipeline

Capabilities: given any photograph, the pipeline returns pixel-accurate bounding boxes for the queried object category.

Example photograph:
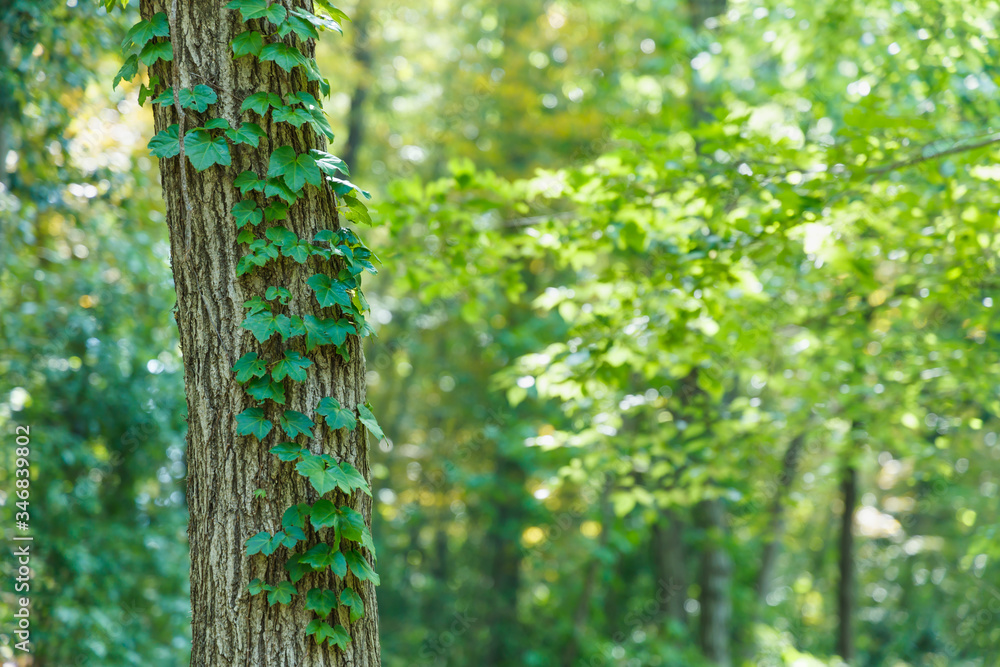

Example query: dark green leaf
[307,274,353,309]
[272,350,312,382]
[305,620,337,646]
[285,554,312,583]
[122,12,170,51]
[184,129,231,170]
[148,124,180,158]
[267,580,296,606]
[305,588,338,617]
[339,587,364,623]
[226,0,287,24]
[245,375,285,404]
[344,549,379,585]
[225,122,267,147]
[264,201,289,221]
[311,150,349,177]
[315,397,356,431]
[260,43,307,72]
[280,410,314,438]
[113,54,139,90]
[241,91,284,115]
[236,408,273,440]
[290,7,343,34]
[179,85,217,112]
[231,30,264,58]
[232,352,267,382]
[271,442,307,461]
[273,105,312,127]
[356,403,384,442]
[278,14,320,41]
[234,171,266,194]
[232,200,263,228]
[138,40,173,66]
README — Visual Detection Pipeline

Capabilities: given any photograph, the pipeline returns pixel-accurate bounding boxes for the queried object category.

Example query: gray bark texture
[696,498,732,667]
[140,0,381,663]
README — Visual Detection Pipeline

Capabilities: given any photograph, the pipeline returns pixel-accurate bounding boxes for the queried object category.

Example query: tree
[118,0,382,663]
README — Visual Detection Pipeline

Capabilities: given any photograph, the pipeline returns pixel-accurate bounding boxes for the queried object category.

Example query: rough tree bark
[651,509,688,624]
[141,0,380,664]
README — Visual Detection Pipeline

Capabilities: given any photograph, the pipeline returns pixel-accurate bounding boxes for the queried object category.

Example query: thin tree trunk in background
[837,464,857,663]
[756,433,806,603]
[651,509,688,624]
[342,0,371,171]
[561,478,613,667]
[484,453,525,666]
[696,498,732,667]
[142,0,380,663]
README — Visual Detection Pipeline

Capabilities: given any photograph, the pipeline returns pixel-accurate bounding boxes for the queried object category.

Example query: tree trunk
[696,498,732,667]
[651,509,688,624]
[342,0,371,171]
[484,453,525,666]
[837,464,857,663]
[756,433,806,603]
[141,0,380,663]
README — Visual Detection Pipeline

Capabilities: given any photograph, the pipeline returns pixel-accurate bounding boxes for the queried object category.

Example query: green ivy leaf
[122,12,170,51]
[179,85,218,112]
[240,91,284,115]
[232,352,267,382]
[267,145,321,192]
[225,0,286,24]
[328,624,351,650]
[336,506,366,543]
[357,403,385,442]
[345,549,379,585]
[311,150,349,177]
[303,58,331,97]
[264,225,298,246]
[234,171,266,194]
[148,124,180,158]
[280,410,314,438]
[341,194,372,226]
[225,122,267,147]
[246,530,283,556]
[339,587,365,623]
[305,619,337,646]
[231,30,264,58]
[278,14,320,41]
[241,311,284,343]
[138,40,173,66]
[243,295,269,315]
[300,543,346,576]
[236,408,273,440]
[297,456,341,496]
[339,462,371,497]
[307,274,353,309]
[285,553,312,583]
[245,375,286,404]
[290,6,343,34]
[264,201,289,221]
[152,87,175,107]
[302,315,353,351]
[305,588,338,617]
[232,200,263,228]
[113,54,139,90]
[304,107,336,140]
[260,43,307,72]
[273,105,312,127]
[248,578,268,595]
[309,498,338,530]
[328,175,371,199]
[282,503,311,530]
[281,241,312,264]
[265,285,292,304]
[264,178,300,204]
[237,229,255,245]
[272,350,312,382]
[204,118,230,130]
[184,129,231,171]
[315,397,357,431]
[270,442,307,461]
[286,91,322,108]
[267,580,297,606]
[313,0,351,24]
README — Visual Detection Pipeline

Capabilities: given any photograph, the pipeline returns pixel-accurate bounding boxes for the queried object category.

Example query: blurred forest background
[2,0,1000,665]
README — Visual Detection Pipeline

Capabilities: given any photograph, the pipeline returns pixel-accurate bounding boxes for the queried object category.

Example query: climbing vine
[114,0,382,650]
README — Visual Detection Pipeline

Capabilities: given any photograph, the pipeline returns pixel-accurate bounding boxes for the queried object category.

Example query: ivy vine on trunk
[112,0,383,663]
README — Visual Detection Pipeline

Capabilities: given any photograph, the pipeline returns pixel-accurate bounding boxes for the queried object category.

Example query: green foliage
[178,85,217,112]
[260,43,307,72]
[183,129,231,170]
[235,408,274,440]
[316,396,357,431]
[225,0,286,25]
[231,30,264,58]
